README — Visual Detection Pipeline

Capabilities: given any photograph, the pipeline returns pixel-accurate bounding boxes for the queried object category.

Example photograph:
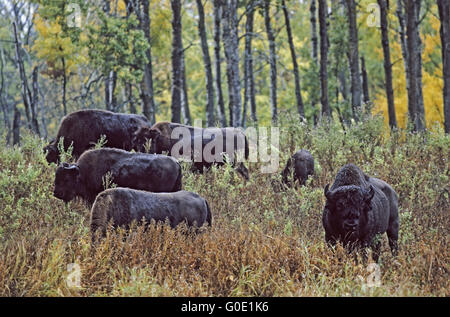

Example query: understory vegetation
[0,116,448,296]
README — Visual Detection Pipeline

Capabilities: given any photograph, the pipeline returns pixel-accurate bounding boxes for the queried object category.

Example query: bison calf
[322,164,399,262]
[90,188,212,240]
[281,149,314,187]
[53,148,182,204]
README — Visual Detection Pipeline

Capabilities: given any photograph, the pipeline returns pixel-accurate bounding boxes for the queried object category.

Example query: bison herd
[46,109,399,262]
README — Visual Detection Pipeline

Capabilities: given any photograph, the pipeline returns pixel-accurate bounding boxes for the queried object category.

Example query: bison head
[324,184,374,238]
[132,127,160,153]
[44,142,59,164]
[53,162,81,202]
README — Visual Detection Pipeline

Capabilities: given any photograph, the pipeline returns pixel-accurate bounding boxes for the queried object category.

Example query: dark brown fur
[53,148,182,205]
[132,122,249,179]
[281,149,315,187]
[90,188,212,241]
[322,164,399,262]
[44,109,151,164]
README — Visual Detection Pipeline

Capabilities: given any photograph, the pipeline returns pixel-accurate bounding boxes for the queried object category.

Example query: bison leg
[387,223,399,256]
[370,239,382,263]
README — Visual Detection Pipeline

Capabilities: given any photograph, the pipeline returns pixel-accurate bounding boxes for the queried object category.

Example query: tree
[318,0,330,118]
[242,0,258,127]
[282,0,305,119]
[397,0,425,131]
[13,21,40,135]
[378,0,397,129]
[196,0,215,127]
[405,0,425,131]
[222,0,242,127]
[170,0,183,123]
[133,0,156,124]
[213,0,227,127]
[345,0,362,119]
[437,0,450,133]
[360,55,370,105]
[264,0,277,124]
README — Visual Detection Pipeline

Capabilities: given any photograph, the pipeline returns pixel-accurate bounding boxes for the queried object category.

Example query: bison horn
[63,163,79,171]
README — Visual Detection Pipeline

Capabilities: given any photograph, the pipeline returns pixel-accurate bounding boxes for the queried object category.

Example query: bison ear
[364,185,375,204]
[148,128,161,138]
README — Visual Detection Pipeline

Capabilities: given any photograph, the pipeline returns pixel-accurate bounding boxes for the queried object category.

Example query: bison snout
[344,222,358,232]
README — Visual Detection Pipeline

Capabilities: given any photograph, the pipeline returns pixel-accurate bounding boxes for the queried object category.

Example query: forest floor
[0,116,448,296]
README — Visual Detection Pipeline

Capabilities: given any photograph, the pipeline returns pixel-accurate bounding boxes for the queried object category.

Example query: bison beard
[322,164,399,262]
[44,109,151,164]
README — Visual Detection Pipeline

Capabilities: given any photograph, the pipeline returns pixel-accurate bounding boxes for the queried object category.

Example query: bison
[53,148,182,205]
[90,188,212,240]
[281,149,314,187]
[322,164,399,262]
[44,109,151,164]
[132,121,249,180]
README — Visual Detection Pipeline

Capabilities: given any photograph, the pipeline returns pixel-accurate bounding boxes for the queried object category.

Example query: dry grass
[0,116,448,296]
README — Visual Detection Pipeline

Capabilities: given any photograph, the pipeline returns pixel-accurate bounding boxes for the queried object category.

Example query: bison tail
[205,200,213,227]
[174,163,183,191]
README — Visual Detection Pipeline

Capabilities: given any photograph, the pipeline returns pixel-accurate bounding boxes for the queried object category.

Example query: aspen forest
[0,0,448,299]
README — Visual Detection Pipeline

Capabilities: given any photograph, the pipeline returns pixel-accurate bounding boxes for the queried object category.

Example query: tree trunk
[126,83,136,114]
[180,51,192,125]
[102,1,117,112]
[378,0,397,129]
[318,0,330,118]
[414,0,425,128]
[222,0,242,127]
[396,0,410,100]
[13,106,20,146]
[360,56,370,105]
[213,0,227,127]
[0,48,11,144]
[264,0,277,124]
[62,57,67,115]
[196,0,215,127]
[31,66,40,134]
[242,1,257,127]
[282,0,305,119]
[405,0,425,131]
[170,0,182,123]
[345,0,362,120]
[310,0,318,62]
[138,0,156,124]
[437,0,450,133]
[13,21,35,133]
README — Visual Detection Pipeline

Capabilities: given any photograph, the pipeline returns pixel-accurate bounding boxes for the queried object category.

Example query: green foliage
[57,137,73,163]
[87,10,148,84]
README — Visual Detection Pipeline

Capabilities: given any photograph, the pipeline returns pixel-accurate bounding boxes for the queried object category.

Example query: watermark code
[66,262,82,289]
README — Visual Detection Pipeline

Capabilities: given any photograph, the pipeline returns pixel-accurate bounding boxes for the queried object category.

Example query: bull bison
[90,188,212,240]
[44,109,151,164]
[53,148,182,204]
[132,121,249,179]
[281,149,314,187]
[322,164,399,262]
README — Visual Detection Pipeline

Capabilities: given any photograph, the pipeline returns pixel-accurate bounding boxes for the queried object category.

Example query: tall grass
[0,117,448,296]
